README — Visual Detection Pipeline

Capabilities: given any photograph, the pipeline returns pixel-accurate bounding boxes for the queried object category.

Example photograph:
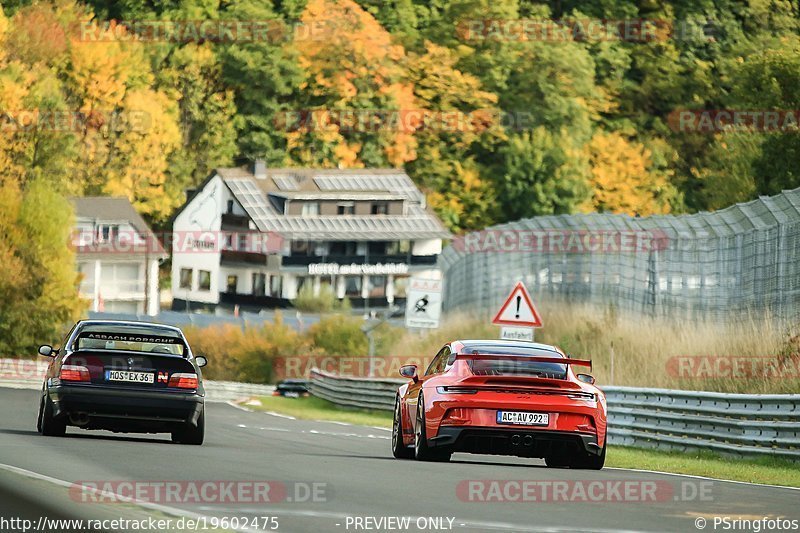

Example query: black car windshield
[460,344,567,379]
[74,325,186,356]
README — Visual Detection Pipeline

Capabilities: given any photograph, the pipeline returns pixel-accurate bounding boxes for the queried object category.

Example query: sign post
[492,281,543,341]
[405,277,442,329]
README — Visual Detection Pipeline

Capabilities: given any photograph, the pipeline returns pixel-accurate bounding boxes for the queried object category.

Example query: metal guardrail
[309,369,800,460]
[603,386,800,460]
[309,368,403,411]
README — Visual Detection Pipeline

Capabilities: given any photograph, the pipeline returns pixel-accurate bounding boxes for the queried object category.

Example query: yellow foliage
[583,131,672,216]
[291,0,418,167]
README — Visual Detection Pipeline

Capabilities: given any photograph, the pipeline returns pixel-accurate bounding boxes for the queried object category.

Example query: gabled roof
[71,197,166,256]
[214,166,451,241]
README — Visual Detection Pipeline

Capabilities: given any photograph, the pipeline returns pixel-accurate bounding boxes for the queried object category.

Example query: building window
[252,273,266,296]
[226,199,234,214]
[291,240,310,255]
[269,275,282,297]
[329,241,357,255]
[96,224,119,243]
[344,275,362,297]
[367,275,386,297]
[198,270,211,291]
[337,203,355,215]
[387,240,410,255]
[296,276,308,294]
[367,241,387,255]
[100,262,140,293]
[371,202,388,215]
[301,202,320,216]
[226,275,238,294]
[179,268,193,290]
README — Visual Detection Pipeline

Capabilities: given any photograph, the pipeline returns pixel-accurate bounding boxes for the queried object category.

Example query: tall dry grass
[386,303,800,394]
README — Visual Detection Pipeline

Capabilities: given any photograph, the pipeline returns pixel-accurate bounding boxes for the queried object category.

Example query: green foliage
[0,180,84,353]
[306,315,368,356]
[4,0,800,234]
[184,312,310,383]
[497,129,591,219]
[293,283,351,313]
[185,311,373,382]
[5,0,800,354]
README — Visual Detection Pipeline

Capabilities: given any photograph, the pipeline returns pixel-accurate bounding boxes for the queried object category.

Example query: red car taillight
[59,365,90,382]
[168,373,198,389]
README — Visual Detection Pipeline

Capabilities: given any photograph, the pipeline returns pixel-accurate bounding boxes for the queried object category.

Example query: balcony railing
[281,254,437,266]
[79,280,146,298]
[220,249,268,265]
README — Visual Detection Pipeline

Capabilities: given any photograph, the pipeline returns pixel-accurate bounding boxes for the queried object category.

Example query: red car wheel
[392,396,414,459]
[414,394,450,462]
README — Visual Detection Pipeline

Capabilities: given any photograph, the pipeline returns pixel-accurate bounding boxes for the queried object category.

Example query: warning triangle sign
[492,282,543,327]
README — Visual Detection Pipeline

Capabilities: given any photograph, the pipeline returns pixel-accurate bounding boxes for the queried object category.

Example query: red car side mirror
[399,364,418,383]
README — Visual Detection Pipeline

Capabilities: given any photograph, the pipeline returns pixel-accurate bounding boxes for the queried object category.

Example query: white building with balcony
[170,163,450,311]
[71,197,166,315]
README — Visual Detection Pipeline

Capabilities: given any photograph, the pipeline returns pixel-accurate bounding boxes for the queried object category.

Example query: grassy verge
[387,308,800,394]
[606,446,800,487]
[242,396,800,487]
[244,395,392,428]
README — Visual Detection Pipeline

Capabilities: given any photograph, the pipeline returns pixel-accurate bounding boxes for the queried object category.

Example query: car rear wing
[456,352,592,370]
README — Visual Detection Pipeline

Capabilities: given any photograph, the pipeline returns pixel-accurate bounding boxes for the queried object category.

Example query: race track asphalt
[0,387,796,533]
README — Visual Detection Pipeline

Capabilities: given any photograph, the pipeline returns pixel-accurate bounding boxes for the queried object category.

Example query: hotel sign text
[307,263,410,275]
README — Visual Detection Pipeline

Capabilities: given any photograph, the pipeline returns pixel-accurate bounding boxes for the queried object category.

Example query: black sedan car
[36,320,207,444]
[273,378,311,398]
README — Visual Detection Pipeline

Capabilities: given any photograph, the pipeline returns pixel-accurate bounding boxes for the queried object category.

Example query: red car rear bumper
[419,389,606,457]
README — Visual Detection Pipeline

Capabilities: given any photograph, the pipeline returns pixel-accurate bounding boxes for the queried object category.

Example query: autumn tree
[0,180,84,353]
[582,131,675,216]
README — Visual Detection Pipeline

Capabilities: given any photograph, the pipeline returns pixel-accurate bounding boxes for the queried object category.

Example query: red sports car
[391,339,607,469]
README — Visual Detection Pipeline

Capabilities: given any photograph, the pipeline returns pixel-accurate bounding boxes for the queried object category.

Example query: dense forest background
[3,0,800,230]
[1,0,800,349]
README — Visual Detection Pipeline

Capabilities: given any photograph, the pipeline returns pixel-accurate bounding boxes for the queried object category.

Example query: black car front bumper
[430,427,602,458]
[48,384,204,431]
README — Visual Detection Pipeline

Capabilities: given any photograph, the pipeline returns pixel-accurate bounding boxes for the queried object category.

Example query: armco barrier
[309,368,800,460]
[603,386,800,460]
[309,368,403,411]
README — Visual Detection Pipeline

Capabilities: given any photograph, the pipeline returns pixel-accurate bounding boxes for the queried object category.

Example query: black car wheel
[36,396,44,434]
[575,443,606,470]
[40,396,67,437]
[392,396,414,459]
[414,394,450,462]
[172,408,205,445]
[545,443,606,470]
